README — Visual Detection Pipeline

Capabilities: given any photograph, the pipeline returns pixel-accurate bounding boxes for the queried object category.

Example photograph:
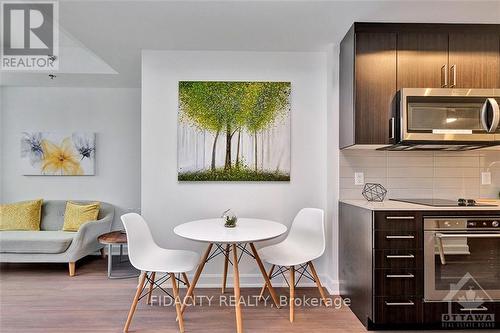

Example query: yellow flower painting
[21,132,95,176]
[41,138,83,175]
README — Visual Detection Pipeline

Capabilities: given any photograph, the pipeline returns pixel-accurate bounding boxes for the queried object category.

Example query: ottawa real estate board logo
[1,1,58,70]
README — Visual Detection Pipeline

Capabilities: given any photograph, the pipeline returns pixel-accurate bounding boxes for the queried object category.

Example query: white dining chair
[121,213,200,333]
[257,208,328,322]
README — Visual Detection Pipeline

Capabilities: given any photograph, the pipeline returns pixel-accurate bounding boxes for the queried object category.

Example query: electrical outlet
[481,172,491,185]
[354,172,365,185]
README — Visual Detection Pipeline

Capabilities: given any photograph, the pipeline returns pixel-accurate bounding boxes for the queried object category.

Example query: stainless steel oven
[398,88,500,144]
[424,217,500,302]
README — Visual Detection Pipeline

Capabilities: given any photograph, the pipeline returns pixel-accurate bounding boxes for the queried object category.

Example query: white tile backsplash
[340,149,500,200]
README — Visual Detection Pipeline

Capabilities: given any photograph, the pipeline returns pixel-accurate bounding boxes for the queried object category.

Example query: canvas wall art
[178,81,291,181]
[21,132,96,176]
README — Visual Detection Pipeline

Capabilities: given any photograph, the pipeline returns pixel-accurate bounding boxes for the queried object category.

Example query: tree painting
[178,81,291,181]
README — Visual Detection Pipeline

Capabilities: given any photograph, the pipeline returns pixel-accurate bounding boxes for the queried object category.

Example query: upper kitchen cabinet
[339,27,397,148]
[339,23,500,149]
[448,33,500,88]
[397,32,448,89]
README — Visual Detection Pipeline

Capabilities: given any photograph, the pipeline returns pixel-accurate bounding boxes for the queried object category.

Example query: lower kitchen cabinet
[339,202,500,330]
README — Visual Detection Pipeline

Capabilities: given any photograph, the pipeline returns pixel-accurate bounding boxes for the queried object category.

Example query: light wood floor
[0,256,366,333]
[1,257,483,333]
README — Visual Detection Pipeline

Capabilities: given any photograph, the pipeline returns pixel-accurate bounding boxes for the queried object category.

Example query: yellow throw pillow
[0,199,43,231]
[62,201,100,232]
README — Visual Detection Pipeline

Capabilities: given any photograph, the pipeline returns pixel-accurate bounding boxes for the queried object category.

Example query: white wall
[0,87,141,228]
[142,51,337,291]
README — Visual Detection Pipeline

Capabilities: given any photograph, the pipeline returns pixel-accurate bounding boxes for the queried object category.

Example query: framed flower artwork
[21,132,96,176]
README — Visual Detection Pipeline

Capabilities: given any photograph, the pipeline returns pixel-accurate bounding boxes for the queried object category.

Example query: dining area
[120,208,329,333]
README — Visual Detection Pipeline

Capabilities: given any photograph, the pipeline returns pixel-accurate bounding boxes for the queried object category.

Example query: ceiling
[1,0,499,88]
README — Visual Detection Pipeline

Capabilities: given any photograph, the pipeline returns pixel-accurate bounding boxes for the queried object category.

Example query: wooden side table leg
[249,243,280,308]
[222,244,230,294]
[232,244,243,333]
[180,243,213,315]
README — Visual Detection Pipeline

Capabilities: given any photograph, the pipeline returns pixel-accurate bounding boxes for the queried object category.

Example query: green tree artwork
[178,81,291,181]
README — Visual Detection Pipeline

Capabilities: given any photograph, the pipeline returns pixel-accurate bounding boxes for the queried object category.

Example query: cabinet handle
[450,64,456,87]
[441,64,448,87]
[386,216,415,220]
[460,306,488,312]
[386,254,415,259]
[389,117,395,140]
[385,301,415,306]
[386,235,415,239]
[386,274,415,278]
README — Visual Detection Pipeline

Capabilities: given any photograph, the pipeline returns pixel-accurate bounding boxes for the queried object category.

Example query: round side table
[98,231,140,279]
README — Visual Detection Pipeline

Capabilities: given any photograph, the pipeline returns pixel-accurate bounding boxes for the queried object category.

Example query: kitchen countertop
[340,199,500,211]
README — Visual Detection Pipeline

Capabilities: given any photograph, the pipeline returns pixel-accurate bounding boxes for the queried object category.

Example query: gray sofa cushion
[0,231,76,254]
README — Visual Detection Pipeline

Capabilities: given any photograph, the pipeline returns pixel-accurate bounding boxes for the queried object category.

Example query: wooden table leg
[180,243,213,315]
[259,264,275,301]
[290,266,295,323]
[222,244,230,294]
[249,243,280,308]
[232,244,243,333]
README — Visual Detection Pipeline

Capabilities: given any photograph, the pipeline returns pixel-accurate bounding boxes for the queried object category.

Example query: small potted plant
[221,209,238,228]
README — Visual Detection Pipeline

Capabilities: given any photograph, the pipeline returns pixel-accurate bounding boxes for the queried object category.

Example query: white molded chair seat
[257,208,327,323]
[131,247,199,273]
[120,213,200,333]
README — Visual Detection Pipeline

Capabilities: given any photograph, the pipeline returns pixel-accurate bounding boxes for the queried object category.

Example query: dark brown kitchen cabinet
[339,23,500,149]
[339,28,397,148]
[397,33,449,89]
[354,33,397,145]
[448,33,500,88]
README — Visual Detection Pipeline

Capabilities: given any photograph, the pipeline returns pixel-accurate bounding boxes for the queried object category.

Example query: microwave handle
[481,98,500,133]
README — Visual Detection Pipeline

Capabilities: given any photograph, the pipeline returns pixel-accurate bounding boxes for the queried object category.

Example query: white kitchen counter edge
[340,199,500,211]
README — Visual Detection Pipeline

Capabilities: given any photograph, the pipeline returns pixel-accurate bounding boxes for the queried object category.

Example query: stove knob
[493,221,499,227]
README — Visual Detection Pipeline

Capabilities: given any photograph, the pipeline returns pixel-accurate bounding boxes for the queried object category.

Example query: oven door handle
[481,98,500,133]
[436,232,500,239]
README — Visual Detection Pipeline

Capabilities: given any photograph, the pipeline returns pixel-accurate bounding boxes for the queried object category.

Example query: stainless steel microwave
[397,88,500,145]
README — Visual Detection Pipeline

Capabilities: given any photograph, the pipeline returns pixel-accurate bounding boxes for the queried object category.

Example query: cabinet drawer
[374,249,422,269]
[375,212,419,231]
[374,296,421,325]
[374,269,422,296]
[374,230,419,249]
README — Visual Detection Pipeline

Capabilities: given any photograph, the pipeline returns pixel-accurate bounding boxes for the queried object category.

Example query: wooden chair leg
[290,266,295,323]
[181,273,195,304]
[68,262,75,277]
[170,273,185,333]
[146,272,156,305]
[222,244,230,294]
[259,265,275,300]
[124,272,147,332]
[308,261,329,306]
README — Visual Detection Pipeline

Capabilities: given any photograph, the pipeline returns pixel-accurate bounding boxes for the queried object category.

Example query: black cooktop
[390,198,496,207]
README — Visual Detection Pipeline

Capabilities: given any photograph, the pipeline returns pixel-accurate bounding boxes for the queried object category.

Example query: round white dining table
[174,218,287,333]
